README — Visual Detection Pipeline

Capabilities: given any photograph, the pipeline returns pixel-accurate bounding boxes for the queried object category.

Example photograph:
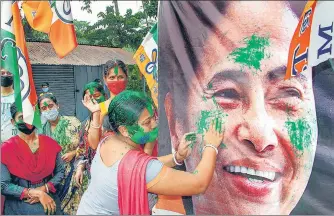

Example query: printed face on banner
[165,1,317,215]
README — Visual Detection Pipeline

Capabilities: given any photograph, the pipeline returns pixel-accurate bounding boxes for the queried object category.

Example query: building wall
[32,64,106,122]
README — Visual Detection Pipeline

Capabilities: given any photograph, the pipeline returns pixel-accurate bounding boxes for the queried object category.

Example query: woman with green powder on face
[76,81,158,191]
[74,81,108,190]
[38,93,83,215]
[82,60,129,150]
[76,90,224,215]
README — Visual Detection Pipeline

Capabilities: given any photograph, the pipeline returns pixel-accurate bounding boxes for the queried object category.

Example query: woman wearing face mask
[76,90,224,215]
[1,68,18,143]
[39,82,50,96]
[1,103,64,215]
[38,93,82,215]
[74,82,108,190]
[83,59,128,150]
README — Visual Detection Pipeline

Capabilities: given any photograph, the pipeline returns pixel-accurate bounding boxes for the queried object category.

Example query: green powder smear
[43,102,48,107]
[285,118,312,152]
[228,34,271,72]
[147,104,154,116]
[185,132,197,149]
[196,110,227,134]
[208,83,213,90]
[196,110,227,155]
[114,66,119,75]
[88,87,95,95]
[220,143,227,149]
[193,170,199,175]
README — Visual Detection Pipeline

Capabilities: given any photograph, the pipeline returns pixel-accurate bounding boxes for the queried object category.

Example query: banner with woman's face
[158,1,334,214]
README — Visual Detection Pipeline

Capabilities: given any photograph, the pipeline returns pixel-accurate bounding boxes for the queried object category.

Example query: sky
[71,1,143,24]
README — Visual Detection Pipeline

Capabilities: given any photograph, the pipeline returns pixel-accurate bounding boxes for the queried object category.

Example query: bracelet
[203,144,218,155]
[27,188,32,198]
[173,151,183,166]
[92,109,101,114]
[45,183,49,194]
[90,122,101,129]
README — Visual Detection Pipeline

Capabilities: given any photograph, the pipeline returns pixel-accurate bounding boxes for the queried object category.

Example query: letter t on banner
[285,1,334,79]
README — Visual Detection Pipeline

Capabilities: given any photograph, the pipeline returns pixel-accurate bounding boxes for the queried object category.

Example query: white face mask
[42,108,59,121]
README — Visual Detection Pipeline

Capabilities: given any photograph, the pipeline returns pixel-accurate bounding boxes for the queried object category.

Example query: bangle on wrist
[203,144,218,155]
[90,122,101,129]
[92,110,101,114]
[27,188,32,198]
[45,184,49,194]
[173,151,183,166]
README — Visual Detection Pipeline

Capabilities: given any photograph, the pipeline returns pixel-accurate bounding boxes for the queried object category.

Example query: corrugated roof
[27,42,135,66]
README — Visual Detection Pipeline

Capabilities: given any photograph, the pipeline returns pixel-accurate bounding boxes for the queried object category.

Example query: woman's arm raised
[82,94,102,150]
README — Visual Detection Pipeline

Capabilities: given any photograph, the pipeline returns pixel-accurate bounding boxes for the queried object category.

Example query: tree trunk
[113,0,119,16]
[141,0,150,29]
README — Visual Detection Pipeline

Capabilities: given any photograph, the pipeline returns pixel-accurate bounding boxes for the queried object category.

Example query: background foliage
[23,0,158,94]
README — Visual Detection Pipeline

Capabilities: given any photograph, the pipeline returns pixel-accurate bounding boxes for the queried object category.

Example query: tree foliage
[127,65,152,96]
[80,0,93,14]
[23,1,158,50]
[22,1,157,94]
[85,5,155,49]
[141,0,159,19]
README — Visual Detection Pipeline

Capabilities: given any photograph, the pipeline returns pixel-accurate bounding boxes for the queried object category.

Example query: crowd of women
[1,59,224,215]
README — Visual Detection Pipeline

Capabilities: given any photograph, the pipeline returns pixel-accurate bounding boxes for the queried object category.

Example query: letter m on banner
[285,1,334,80]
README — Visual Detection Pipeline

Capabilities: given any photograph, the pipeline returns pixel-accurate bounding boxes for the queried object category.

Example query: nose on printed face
[237,101,278,153]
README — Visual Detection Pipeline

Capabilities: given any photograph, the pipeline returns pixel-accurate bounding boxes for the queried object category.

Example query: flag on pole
[22,0,77,58]
[285,0,334,79]
[1,1,41,128]
[134,23,158,108]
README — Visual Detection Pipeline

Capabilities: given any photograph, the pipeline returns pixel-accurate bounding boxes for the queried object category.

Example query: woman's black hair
[38,93,58,109]
[82,81,105,99]
[103,59,128,78]
[10,103,19,119]
[108,90,151,133]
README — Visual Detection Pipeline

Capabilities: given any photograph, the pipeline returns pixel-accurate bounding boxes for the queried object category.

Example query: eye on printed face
[168,2,318,215]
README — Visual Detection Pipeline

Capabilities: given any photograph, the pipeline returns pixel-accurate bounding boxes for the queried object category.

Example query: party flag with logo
[285,0,334,79]
[134,23,158,108]
[1,1,41,128]
[22,0,77,58]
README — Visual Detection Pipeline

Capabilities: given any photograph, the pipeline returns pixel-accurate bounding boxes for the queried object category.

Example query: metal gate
[74,65,104,121]
[32,65,76,116]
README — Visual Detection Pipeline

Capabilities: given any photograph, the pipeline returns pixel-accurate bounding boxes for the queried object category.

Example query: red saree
[1,135,62,183]
[117,149,155,215]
